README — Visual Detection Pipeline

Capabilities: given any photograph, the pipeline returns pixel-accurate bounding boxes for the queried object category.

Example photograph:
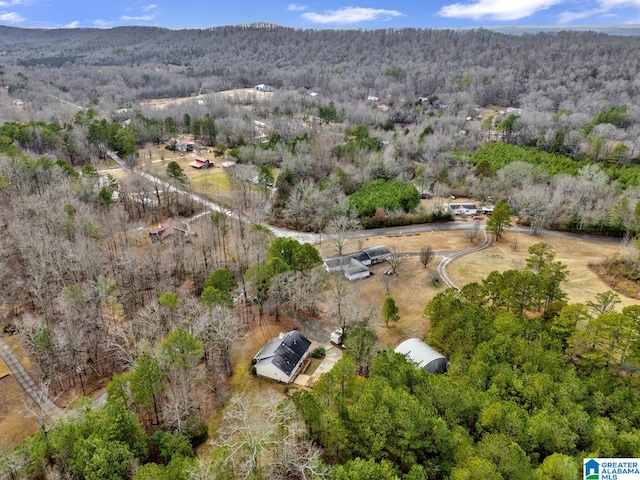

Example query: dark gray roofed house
[362,245,391,264]
[322,245,390,281]
[252,331,311,383]
[350,251,372,266]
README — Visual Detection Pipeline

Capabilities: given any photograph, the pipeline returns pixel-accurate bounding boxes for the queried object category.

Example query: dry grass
[137,88,273,110]
[0,377,40,450]
[0,334,39,451]
[316,228,482,349]
[0,358,9,379]
[447,230,636,308]
[316,226,636,351]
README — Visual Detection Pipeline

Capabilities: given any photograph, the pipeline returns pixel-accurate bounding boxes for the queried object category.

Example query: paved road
[437,226,492,289]
[0,337,64,420]
[107,151,626,247]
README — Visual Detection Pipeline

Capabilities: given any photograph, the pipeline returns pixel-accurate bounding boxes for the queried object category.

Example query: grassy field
[315,224,635,349]
[137,88,273,111]
[136,143,236,206]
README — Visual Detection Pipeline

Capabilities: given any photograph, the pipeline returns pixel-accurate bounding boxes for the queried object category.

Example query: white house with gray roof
[252,331,311,383]
[322,246,391,281]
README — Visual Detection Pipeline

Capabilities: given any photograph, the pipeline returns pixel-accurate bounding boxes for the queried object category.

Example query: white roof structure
[395,338,449,374]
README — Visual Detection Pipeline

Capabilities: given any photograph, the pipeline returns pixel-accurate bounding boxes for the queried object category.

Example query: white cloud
[142,4,158,12]
[557,0,640,24]
[0,11,24,23]
[120,14,155,22]
[93,19,111,27]
[598,0,640,6]
[288,3,308,11]
[0,0,29,6]
[438,0,563,20]
[63,20,80,28]
[302,6,404,24]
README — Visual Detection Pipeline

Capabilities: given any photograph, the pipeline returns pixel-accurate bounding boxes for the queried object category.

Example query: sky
[1,0,640,30]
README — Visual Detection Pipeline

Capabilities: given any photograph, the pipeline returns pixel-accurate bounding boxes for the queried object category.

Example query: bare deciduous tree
[465,222,481,243]
[420,245,435,268]
[386,246,409,275]
[194,305,245,377]
[326,211,361,257]
[215,394,328,480]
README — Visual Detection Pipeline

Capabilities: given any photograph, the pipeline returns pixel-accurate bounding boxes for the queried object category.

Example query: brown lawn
[0,334,39,451]
[316,227,479,349]
[138,88,273,110]
[316,225,637,350]
[447,230,637,308]
[0,358,9,379]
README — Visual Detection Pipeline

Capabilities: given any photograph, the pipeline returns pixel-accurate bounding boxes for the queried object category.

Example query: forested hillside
[2,24,640,480]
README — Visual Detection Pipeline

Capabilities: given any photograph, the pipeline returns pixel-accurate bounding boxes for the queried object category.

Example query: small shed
[395,338,449,374]
[190,157,214,169]
[252,331,311,383]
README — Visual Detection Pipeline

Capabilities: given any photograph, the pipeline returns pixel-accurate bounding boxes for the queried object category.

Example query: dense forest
[1,25,640,236]
[1,24,640,479]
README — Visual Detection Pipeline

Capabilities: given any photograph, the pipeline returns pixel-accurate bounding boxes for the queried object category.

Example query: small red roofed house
[190,157,214,169]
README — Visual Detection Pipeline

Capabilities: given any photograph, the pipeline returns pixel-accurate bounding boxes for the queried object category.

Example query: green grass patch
[190,170,233,202]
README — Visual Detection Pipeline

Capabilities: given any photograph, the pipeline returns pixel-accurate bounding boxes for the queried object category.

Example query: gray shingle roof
[254,331,311,376]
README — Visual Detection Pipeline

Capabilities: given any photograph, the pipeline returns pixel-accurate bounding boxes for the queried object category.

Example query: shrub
[182,416,209,447]
[312,346,326,359]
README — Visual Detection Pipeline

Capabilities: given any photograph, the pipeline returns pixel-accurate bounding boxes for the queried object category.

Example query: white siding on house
[253,331,311,383]
[344,263,371,281]
[445,203,478,215]
[255,362,292,383]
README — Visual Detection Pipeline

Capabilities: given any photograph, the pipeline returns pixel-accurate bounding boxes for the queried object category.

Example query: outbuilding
[255,84,275,92]
[395,338,449,374]
[190,157,214,169]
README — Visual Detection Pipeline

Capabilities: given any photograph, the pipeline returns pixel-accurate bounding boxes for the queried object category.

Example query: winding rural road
[107,150,623,277]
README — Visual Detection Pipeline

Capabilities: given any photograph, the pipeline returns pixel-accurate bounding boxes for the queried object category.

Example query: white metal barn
[252,331,311,383]
[395,338,449,374]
